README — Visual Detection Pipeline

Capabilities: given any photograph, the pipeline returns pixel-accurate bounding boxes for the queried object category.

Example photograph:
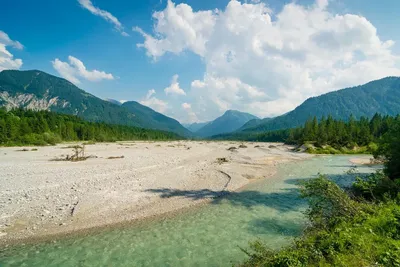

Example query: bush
[353,171,400,201]
[19,133,47,146]
[300,175,361,229]
[43,132,62,145]
[367,142,379,153]
[241,185,400,267]
[374,120,400,180]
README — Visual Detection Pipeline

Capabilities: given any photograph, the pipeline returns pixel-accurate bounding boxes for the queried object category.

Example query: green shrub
[19,133,47,146]
[241,201,400,267]
[43,132,62,145]
[353,172,400,201]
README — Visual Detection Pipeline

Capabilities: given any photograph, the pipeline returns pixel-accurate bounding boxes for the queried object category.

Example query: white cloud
[140,89,168,113]
[0,31,23,71]
[136,0,400,121]
[181,102,198,123]
[78,0,129,36]
[52,56,114,84]
[134,0,216,58]
[164,74,186,95]
[0,31,23,50]
[146,89,156,99]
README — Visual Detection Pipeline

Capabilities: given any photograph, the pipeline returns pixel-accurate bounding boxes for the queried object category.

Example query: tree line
[231,114,399,152]
[286,113,399,147]
[0,108,180,146]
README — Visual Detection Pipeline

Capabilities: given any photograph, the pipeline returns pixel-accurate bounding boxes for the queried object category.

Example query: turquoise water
[0,156,376,267]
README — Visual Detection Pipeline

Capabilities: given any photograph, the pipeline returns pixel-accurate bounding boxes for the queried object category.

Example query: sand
[349,156,375,165]
[0,141,310,245]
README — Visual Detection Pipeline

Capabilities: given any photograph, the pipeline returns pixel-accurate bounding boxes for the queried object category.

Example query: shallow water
[0,155,377,267]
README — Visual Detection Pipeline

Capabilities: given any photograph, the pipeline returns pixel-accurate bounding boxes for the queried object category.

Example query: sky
[1,0,400,123]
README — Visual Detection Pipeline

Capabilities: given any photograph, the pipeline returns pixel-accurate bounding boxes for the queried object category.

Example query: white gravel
[0,141,310,245]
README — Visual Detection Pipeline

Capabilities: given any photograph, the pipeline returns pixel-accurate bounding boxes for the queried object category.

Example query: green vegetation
[212,129,289,142]
[0,70,191,136]
[121,101,193,137]
[287,114,399,154]
[214,114,398,156]
[0,108,180,146]
[240,120,400,267]
[238,76,400,134]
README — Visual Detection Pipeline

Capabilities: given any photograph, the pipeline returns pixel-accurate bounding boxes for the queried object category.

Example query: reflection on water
[0,156,376,267]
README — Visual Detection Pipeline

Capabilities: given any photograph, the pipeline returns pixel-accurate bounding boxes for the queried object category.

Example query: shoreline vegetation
[214,114,399,156]
[0,108,181,147]
[1,108,397,158]
[240,116,400,266]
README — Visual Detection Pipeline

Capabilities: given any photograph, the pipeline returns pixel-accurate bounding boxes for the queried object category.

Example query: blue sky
[1,0,400,123]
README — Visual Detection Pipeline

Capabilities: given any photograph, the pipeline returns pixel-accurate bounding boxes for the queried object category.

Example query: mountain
[121,101,193,137]
[196,110,259,137]
[104,98,122,106]
[183,121,210,132]
[240,77,400,133]
[0,70,191,136]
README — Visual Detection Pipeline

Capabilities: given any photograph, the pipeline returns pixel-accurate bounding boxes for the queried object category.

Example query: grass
[304,143,376,155]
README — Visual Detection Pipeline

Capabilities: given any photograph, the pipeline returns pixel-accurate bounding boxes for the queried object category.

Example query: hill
[239,77,400,133]
[196,110,259,137]
[121,101,193,137]
[0,70,191,136]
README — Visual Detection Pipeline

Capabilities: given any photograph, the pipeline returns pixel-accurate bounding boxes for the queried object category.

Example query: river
[0,155,377,266]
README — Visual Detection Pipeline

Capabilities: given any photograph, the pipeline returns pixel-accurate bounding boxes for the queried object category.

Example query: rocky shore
[0,141,310,245]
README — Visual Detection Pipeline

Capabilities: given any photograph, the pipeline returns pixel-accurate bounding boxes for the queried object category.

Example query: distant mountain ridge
[104,98,122,106]
[183,121,210,132]
[239,76,400,134]
[0,70,191,137]
[195,110,259,137]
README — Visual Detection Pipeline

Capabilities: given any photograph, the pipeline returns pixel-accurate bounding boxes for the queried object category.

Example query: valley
[2,0,400,265]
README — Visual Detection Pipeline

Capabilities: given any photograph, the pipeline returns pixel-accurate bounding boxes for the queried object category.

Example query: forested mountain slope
[240,77,400,133]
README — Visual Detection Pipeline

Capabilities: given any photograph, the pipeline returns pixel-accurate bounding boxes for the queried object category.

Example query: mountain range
[1,69,400,139]
[0,70,192,137]
[193,110,259,137]
[236,76,400,135]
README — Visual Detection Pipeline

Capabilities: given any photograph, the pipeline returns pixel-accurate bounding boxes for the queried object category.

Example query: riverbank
[0,141,311,246]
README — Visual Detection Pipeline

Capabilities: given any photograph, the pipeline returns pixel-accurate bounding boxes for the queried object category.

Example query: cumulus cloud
[78,0,129,36]
[134,0,216,58]
[0,31,23,71]
[136,0,400,121]
[164,74,186,95]
[52,56,114,84]
[140,89,168,113]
